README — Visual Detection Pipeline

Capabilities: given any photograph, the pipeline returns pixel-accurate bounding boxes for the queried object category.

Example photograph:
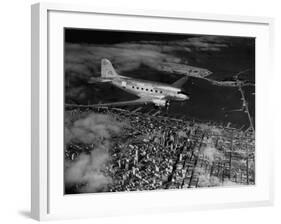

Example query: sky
[64,28,255,127]
[65,28,199,44]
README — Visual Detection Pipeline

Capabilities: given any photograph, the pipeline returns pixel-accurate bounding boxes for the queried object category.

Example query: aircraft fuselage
[90,58,190,107]
[105,75,189,104]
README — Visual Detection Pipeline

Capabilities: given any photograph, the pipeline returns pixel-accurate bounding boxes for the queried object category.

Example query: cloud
[64,36,228,79]
[68,113,123,144]
[65,42,181,77]
[202,146,224,163]
[65,147,112,193]
[196,167,237,187]
[137,36,229,52]
[184,36,229,51]
[197,173,221,187]
[64,112,127,193]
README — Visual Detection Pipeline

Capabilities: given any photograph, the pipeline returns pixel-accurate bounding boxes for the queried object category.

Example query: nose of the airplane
[184,94,189,100]
[179,94,189,100]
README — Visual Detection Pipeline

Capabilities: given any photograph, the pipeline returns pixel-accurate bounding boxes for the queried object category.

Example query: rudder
[101,59,119,78]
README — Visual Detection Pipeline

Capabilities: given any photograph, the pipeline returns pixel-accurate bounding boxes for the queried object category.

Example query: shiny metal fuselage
[107,75,188,101]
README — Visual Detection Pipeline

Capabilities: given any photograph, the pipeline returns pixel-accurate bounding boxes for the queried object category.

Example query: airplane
[87,58,191,108]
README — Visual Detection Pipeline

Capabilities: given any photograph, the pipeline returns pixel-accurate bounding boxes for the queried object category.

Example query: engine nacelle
[152,99,166,107]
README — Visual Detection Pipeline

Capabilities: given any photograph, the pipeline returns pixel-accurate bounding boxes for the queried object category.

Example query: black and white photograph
[64,28,255,194]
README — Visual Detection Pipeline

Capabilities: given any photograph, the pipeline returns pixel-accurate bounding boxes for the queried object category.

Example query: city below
[64,105,255,194]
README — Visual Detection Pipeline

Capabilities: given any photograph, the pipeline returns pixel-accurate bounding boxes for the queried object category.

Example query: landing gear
[165,101,170,112]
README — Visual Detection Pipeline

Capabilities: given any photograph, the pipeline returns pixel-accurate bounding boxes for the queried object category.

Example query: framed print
[31,2,274,221]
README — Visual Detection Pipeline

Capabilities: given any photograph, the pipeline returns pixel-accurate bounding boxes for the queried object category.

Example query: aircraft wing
[65,98,153,108]
[171,76,189,88]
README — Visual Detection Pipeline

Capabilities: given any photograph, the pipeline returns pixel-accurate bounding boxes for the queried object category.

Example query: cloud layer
[65,36,229,79]
[65,113,127,193]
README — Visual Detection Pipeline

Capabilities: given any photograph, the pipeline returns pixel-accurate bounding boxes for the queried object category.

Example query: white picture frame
[31,2,274,221]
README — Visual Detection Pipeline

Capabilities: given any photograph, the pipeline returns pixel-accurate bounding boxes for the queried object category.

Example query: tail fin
[101,59,119,78]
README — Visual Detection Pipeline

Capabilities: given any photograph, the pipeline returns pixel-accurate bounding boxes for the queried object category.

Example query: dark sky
[65,28,206,44]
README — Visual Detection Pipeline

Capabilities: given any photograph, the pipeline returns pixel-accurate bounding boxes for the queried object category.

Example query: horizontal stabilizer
[88,77,111,83]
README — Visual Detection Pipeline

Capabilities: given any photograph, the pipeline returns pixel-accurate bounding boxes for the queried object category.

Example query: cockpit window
[177,91,188,95]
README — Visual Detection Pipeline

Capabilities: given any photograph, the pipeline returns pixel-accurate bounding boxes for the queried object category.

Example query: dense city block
[65,107,255,194]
